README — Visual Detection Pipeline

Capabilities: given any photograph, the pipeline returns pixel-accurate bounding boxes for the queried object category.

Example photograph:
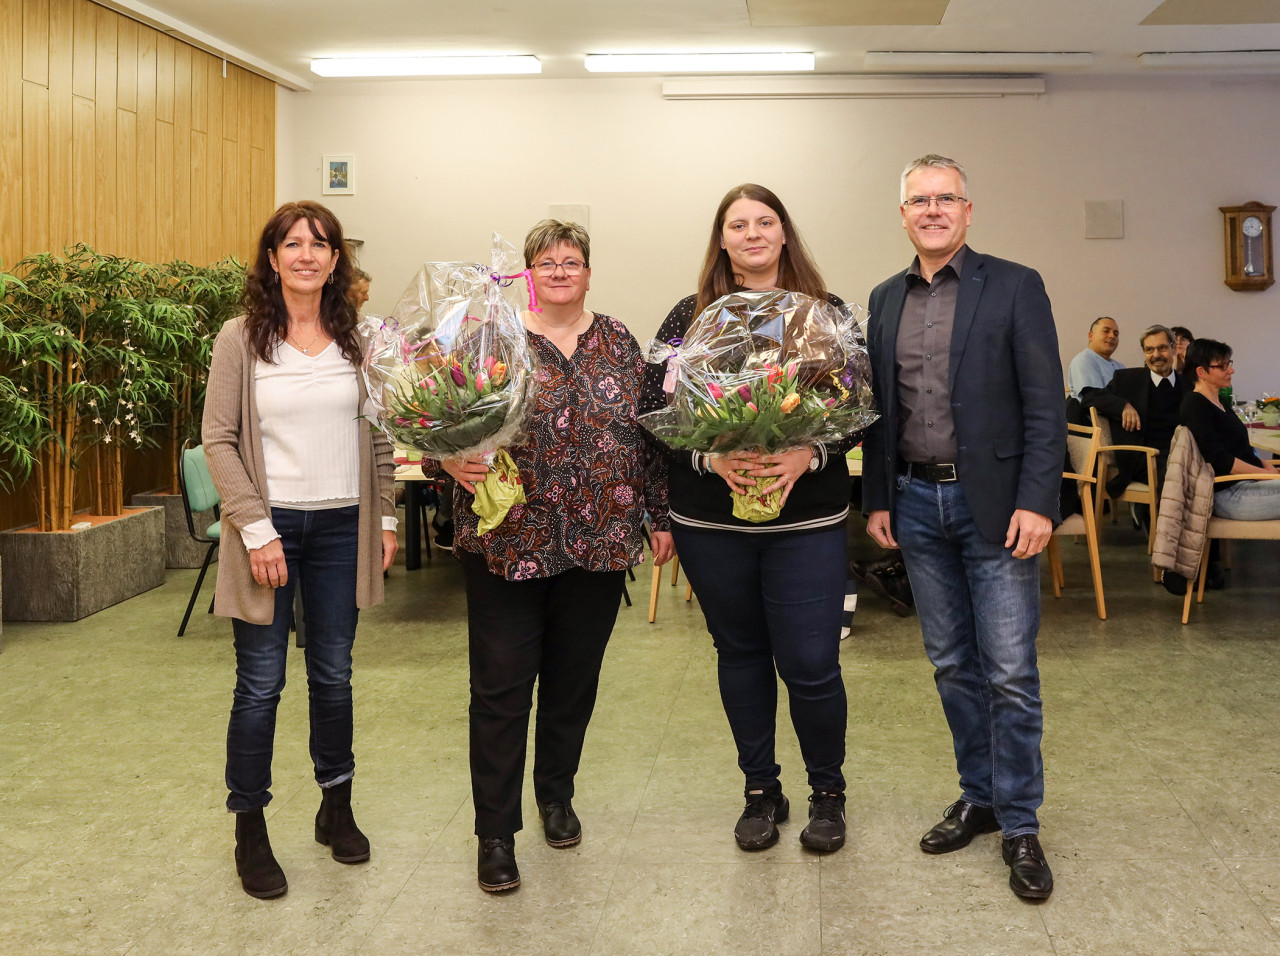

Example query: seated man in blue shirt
[1067,316,1124,398]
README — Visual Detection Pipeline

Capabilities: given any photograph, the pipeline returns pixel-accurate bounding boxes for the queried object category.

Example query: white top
[240,340,364,550]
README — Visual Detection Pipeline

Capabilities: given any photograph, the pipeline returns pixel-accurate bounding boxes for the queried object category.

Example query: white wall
[277,74,1280,400]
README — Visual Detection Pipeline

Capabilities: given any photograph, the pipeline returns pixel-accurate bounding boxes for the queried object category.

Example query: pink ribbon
[491,269,541,313]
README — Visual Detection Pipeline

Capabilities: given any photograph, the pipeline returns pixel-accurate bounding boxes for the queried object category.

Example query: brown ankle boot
[315,778,371,863]
[235,807,287,899]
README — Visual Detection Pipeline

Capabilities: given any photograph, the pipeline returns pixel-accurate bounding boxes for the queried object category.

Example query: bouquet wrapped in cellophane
[361,234,538,534]
[641,289,878,523]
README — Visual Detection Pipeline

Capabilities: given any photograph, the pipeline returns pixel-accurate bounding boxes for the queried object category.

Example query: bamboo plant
[0,246,194,530]
[158,257,245,492]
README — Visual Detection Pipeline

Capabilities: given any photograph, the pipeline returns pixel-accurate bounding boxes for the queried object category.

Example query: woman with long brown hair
[640,184,853,856]
[203,200,398,899]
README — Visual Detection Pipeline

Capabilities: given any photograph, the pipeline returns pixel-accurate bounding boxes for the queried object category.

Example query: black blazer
[863,248,1066,544]
[1082,367,1191,496]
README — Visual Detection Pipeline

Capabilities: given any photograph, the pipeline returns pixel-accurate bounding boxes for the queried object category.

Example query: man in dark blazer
[1082,325,1189,499]
[864,154,1065,901]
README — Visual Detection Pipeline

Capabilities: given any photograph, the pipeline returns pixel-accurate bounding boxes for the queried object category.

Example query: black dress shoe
[1161,570,1190,596]
[1002,834,1053,900]
[919,799,999,854]
[477,836,520,892]
[735,787,789,851]
[537,800,582,848]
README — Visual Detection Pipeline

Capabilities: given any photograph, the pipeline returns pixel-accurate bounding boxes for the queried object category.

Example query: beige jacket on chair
[1152,426,1214,580]
[202,316,396,625]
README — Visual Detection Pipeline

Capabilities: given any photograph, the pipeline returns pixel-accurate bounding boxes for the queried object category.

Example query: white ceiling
[101,0,1280,89]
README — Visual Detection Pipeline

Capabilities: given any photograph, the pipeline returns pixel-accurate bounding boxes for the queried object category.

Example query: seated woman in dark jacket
[1180,338,1280,520]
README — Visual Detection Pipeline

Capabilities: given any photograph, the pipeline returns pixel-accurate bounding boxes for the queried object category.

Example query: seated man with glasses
[1082,324,1191,522]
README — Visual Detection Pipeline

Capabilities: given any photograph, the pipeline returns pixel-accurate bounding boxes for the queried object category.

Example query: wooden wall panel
[1,0,24,269]
[1,0,279,531]
[47,0,73,249]
[22,0,49,85]
[71,0,93,97]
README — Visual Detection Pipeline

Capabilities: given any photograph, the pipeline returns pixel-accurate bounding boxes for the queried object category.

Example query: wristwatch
[806,446,820,472]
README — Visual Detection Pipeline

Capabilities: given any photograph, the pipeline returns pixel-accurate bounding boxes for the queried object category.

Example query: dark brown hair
[243,201,360,364]
[694,184,828,316]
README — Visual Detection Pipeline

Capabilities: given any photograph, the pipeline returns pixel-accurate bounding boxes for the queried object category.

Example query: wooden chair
[1046,423,1106,619]
[648,555,694,623]
[1090,407,1161,576]
[1172,430,1280,623]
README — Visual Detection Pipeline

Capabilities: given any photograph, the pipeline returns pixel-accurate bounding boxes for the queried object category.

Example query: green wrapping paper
[472,450,526,535]
[730,472,785,523]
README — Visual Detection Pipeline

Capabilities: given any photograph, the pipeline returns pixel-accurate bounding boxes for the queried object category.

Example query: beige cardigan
[202,316,396,625]
[1152,425,1214,580]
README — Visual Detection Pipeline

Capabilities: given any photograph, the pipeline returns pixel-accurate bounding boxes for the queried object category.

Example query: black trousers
[458,550,626,837]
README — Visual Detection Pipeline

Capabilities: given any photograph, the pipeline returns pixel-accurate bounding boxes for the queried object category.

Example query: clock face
[1243,215,1264,238]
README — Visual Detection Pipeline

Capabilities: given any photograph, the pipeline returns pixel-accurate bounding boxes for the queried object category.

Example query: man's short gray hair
[1140,324,1174,347]
[900,154,968,203]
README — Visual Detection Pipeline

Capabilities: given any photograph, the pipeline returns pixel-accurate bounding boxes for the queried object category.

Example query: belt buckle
[936,463,958,482]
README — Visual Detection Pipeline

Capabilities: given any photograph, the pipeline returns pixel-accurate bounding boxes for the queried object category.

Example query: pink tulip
[484,356,497,372]
[746,402,758,412]
[786,361,798,379]
[476,372,488,391]
[418,416,430,427]
[425,378,438,394]
[737,384,752,401]
[707,382,724,401]
[450,364,466,387]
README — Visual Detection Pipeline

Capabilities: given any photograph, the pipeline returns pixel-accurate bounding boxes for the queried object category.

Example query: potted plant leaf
[0,245,186,620]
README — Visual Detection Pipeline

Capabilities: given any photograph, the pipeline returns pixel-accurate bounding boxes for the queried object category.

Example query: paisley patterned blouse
[452,313,669,581]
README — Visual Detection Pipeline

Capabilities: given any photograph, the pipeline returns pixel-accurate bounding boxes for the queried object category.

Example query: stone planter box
[131,492,218,569]
[0,507,166,622]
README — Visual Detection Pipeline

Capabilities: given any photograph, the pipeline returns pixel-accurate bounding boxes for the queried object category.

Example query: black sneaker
[734,787,788,851]
[432,517,454,551]
[800,790,846,853]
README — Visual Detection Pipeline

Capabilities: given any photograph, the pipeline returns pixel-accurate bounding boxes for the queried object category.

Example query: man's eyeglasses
[1209,361,1235,370]
[532,259,586,277]
[903,194,967,209]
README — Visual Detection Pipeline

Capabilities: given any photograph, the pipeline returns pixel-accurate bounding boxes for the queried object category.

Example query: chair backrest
[1065,423,1100,485]
[181,444,221,515]
[1088,406,1114,449]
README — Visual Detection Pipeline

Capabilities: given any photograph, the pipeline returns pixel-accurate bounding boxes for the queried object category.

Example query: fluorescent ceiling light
[864,52,1093,71]
[1139,50,1280,70]
[310,55,541,77]
[584,53,815,73]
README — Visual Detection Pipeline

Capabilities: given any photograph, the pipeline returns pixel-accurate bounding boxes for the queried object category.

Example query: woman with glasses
[1181,339,1280,519]
[203,201,398,899]
[437,219,673,892]
[639,184,854,856]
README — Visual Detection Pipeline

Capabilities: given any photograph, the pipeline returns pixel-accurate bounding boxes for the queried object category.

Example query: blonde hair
[523,219,590,268]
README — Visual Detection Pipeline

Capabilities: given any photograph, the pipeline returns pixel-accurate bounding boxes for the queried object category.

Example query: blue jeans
[226,506,361,812]
[1214,480,1280,520]
[671,523,847,792]
[893,475,1043,837]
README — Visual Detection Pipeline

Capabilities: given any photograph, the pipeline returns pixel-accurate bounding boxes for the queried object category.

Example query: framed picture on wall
[322,155,355,195]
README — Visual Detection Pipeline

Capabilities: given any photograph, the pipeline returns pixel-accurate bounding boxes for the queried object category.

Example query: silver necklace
[290,328,322,354]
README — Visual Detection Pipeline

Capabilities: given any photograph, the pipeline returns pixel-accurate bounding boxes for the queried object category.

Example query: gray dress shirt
[896,248,964,463]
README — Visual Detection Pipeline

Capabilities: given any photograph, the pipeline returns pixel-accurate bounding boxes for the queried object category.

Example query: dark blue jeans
[893,475,1043,837]
[226,506,360,813]
[671,523,847,792]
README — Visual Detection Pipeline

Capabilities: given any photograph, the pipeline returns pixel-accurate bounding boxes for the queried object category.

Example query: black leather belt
[899,460,959,482]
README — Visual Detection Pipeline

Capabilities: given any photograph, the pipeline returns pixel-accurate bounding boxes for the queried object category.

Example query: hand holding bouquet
[641,289,878,522]
[361,234,538,533]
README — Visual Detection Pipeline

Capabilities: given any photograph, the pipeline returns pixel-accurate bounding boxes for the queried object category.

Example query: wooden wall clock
[1220,202,1275,291]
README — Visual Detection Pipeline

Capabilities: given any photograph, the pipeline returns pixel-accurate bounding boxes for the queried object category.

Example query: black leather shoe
[477,836,520,892]
[537,800,582,848]
[799,791,846,853]
[735,787,789,851]
[1002,834,1053,900]
[1161,570,1190,596]
[919,799,999,854]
